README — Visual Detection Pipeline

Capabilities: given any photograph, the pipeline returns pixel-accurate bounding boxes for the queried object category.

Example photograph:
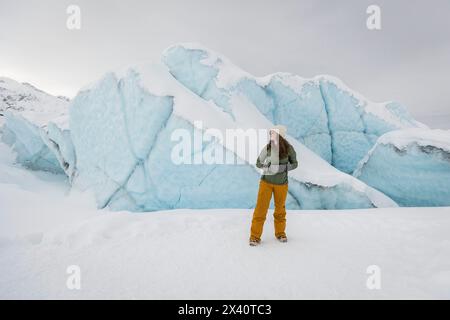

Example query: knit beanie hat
[270,125,287,138]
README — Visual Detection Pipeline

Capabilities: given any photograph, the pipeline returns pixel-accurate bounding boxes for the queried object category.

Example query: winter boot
[276,235,288,243]
[249,238,261,246]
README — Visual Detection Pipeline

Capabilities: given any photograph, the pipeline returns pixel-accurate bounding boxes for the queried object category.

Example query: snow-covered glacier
[12,43,450,211]
[354,129,450,207]
[162,44,426,174]
[69,63,396,211]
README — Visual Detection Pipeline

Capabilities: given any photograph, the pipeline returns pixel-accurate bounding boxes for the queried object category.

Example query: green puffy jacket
[256,143,298,185]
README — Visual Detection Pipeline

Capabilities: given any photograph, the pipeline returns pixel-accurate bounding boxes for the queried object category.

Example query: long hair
[266,133,290,159]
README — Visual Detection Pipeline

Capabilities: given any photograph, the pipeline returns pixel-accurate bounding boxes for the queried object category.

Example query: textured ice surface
[163,44,425,174]
[1,112,64,174]
[69,64,396,211]
[41,121,76,180]
[354,129,450,206]
[2,111,75,177]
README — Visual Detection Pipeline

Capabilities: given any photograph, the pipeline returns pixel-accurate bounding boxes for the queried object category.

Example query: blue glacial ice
[13,44,447,210]
[354,129,450,206]
[1,112,76,178]
[41,121,76,181]
[1,112,65,174]
[68,64,396,211]
[163,44,426,174]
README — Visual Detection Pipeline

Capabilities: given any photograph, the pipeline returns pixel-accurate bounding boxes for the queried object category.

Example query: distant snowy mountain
[0,77,69,127]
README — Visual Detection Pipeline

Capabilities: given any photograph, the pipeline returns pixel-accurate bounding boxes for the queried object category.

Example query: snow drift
[354,129,450,206]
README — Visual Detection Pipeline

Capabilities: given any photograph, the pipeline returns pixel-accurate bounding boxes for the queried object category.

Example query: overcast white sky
[0,0,449,122]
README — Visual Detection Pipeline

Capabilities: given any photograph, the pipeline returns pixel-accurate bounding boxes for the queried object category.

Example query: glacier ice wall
[41,121,76,181]
[1,112,75,178]
[2,44,418,211]
[69,66,395,211]
[1,112,64,174]
[354,129,450,206]
[163,44,425,174]
[70,70,268,210]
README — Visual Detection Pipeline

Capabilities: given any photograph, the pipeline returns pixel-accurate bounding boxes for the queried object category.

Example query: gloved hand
[262,158,271,168]
[267,164,287,174]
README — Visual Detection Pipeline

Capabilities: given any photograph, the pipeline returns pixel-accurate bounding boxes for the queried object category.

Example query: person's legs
[250,180,273,241]
[273,183,288,238]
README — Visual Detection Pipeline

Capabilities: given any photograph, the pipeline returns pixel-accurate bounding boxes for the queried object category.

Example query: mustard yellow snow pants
[250,179,288,241]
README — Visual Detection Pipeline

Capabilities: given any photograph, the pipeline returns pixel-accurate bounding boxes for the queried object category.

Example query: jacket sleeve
[287,145,298,171]
[268,145,298,173]
[256,147,270,169]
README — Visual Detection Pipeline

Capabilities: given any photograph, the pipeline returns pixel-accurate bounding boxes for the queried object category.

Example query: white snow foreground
[1,142,449,299]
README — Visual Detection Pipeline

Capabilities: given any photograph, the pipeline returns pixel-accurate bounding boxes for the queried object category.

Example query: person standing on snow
[249,125,298,246]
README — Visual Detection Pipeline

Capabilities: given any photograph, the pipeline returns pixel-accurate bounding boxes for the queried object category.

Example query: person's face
[269,130,278,143]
